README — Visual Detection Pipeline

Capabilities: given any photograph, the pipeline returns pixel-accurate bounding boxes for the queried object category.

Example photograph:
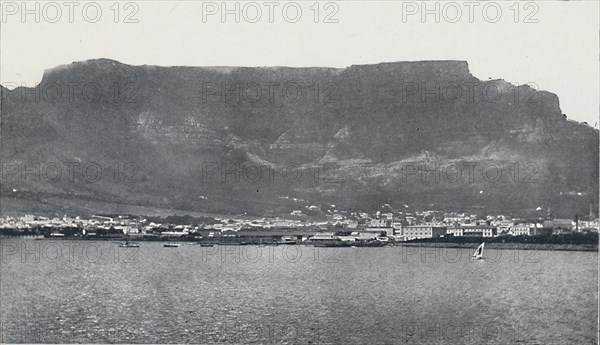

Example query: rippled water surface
[0,239,597,344]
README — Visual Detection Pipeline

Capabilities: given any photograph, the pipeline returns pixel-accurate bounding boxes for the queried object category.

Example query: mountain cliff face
[1,59,597,217]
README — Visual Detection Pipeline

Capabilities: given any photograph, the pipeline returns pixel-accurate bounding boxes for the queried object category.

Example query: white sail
[473,242,485,259]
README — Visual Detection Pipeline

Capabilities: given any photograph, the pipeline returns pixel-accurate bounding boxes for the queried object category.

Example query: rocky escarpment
[1,59,597,217]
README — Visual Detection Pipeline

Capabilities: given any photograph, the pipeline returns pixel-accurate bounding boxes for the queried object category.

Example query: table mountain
[1,59,597,218]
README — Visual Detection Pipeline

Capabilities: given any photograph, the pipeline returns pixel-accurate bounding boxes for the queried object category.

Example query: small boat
[119,240,139,248]
[163,243,181,248]
[200,244,214,247]
[472,242,485,260]
[277,236,297,245]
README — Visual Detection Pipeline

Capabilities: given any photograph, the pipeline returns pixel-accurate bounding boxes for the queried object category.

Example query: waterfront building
[509,224,535,236]
[446,225,497,237]
[161,231,187,237]
[310,232,336,241]
[366,218,394,236]
[544,219,575,231]
[400,225,447,241]
[338,236,356,242]
[578,220,599,231]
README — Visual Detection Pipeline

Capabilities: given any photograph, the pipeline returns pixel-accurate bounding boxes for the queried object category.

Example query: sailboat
[472,242,485,260]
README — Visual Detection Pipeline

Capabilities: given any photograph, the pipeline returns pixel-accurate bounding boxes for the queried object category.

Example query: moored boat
[277,236,297,245]
[119,240,139,248]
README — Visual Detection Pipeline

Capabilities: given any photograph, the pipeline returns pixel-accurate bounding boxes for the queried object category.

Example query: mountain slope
[1,59,597,217]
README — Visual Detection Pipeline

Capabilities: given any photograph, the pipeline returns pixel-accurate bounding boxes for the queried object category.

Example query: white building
[310,233,336,241]
[509,224,535,236]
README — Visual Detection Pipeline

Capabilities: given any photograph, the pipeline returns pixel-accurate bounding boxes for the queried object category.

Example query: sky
[1,1,598,127]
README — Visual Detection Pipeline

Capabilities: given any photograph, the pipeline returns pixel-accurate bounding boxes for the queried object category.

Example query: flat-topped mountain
[1,59,597,217]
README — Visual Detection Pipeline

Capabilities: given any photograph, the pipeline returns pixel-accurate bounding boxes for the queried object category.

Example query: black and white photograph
[0,1,598,344]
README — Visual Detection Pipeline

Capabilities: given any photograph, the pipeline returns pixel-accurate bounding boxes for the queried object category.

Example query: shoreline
[397,242,598,252]
[2,236,597,251]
